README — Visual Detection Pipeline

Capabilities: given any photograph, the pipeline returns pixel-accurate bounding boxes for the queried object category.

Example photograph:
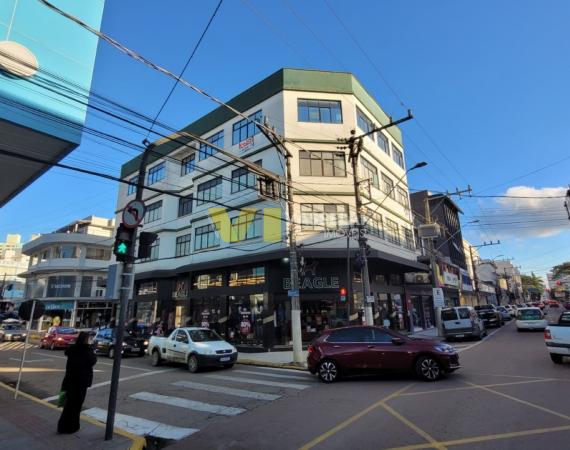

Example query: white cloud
[474,186,570,239]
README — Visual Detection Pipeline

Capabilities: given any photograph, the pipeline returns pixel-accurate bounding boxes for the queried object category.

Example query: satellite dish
[0,40,39,78]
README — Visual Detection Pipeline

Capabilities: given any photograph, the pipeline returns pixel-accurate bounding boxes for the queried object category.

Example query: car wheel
[550,354,563,364]
[50,342,55,351]
[108,346,115,359]
[318,360,339,383]
[188,354,199,373]
[415,356,442,381]
[224,364,234,369]
[151,349,162,366]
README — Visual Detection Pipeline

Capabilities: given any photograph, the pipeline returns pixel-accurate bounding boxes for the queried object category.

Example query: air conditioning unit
[418,223,441,239]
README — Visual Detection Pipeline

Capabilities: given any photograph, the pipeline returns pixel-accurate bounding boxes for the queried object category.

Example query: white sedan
[516,307,548,331]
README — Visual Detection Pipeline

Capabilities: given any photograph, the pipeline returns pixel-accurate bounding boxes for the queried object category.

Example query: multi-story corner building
[116,68,427,348]
[0,234,33,310]
[20,216,115,330]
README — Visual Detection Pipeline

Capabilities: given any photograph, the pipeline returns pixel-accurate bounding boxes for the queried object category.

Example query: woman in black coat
[57,331,97,434]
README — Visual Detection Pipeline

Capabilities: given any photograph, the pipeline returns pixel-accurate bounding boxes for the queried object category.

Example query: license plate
[455,334,465,338]
[220,356,231,362]
[125,347,132,351]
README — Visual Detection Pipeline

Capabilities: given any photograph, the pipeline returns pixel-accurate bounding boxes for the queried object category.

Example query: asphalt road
[0,319,569,450]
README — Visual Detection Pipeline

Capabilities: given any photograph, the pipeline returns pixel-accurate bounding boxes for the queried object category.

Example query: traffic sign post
[122,200,146,228]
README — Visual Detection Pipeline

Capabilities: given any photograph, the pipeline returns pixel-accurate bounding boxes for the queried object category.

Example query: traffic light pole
[105,144,153,441]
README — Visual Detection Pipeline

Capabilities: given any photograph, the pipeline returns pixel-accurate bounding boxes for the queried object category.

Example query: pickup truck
[474,305,503,328]
[544,311,570,364]
[148,327,238,372]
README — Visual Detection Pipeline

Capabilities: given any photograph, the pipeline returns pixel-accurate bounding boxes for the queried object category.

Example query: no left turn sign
[122,200,146,228]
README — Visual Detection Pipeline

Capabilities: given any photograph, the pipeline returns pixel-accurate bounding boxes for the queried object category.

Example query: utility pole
[347,135,374,325]
[105,142,154,440]
[468,245,481,306]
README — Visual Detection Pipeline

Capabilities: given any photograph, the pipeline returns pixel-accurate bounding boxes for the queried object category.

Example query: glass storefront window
[138,281,157,295]
[188,296,227,336]
[227,294,266,345]
[136,301,155,325]
[80,276,93,297]
[228,267,265,286]
[194,273,223,289]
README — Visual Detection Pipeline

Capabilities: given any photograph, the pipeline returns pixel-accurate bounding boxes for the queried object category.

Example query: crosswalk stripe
[233,369,313,381]
[205,374,310,390]
[82,407,198,440]
[172,380,281,401]
[130,391,245,416]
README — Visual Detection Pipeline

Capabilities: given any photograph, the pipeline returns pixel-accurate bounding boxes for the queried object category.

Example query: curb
[0,381,146,450]
[238,359,308,371]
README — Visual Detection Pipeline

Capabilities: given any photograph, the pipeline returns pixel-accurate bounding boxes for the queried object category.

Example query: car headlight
[203,348,216,355]
[434,344,455,353]
[143,340,149,346]
[122,342,127,347]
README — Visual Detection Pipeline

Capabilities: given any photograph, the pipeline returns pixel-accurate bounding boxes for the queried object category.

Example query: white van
[441,307,486,341]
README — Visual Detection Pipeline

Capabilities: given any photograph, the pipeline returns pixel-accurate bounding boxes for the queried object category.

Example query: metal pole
[346,229,351,324]
[14,299,35,399]
[469,246,480,306]
[105,144,153,440]
[348,135,373,326]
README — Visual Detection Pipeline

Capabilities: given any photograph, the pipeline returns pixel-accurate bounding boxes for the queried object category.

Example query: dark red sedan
[40,326,78,350]
[307,326,460,383]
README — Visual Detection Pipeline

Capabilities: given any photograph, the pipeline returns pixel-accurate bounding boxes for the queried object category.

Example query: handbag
[57,390,67,408]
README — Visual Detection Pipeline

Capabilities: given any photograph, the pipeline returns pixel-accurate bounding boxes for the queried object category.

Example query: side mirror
[392,337,405,345]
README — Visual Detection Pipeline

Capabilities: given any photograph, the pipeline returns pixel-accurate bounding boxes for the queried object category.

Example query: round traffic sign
[18,300,45,321]
[122,200,146,228]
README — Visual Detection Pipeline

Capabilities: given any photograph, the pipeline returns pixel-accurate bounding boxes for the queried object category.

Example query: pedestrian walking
[57,331,97,434]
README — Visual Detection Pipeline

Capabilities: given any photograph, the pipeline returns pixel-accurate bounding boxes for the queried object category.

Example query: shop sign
[239,136,254,152]
[479,283,496,293]
[365,295,375,304]
[41,301,75,311]
[283,276,339,290]
[435,261,460,288]
[433,288,445,308]
[46,276,76,297]
[460,269,473,292]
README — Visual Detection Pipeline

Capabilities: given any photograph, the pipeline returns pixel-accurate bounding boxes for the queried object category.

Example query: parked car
[544,311,570,364]
[40,326,78,350]
[441,307,486,341]
[497,306,512,322]
[148,327,237,372]
[474,305,503,328]
[504,305,516,317]
[92,327,146,358]
[565,301,570,311]
[516,308,548,331]
[0,319,26,342]
[307,326,460,383]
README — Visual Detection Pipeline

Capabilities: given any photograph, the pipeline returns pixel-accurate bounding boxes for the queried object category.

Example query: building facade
[0,234,33,310]
[20,216,114,330]
[117,68,428,348]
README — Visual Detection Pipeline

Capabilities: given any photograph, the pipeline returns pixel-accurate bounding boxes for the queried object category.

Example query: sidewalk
[0,382,144,450]
[238,350,308,370]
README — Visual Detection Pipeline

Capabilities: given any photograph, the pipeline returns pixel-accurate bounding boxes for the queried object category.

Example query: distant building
[20,216,114,330]
[494,260,522,301]
[0,234,34,310]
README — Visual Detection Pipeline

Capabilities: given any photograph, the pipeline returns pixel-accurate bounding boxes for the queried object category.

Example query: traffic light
[113,224,134,262]
[138,231,158,259]
[340,287,347,302]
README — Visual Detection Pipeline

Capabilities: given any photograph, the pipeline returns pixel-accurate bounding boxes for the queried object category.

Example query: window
[392,146,404,168]
[195,223,220,250]
[147,162,165,185]
[377,132,389,155]
[356,107,374,134]
[80,276,93,297]
[53,245,78,258]
[181,154,195,175]
[199,130,224,161]
[229,267,265,286]
[86,247,111,260]
[231,167,257,193]
[442,309,458,321]
[396,187,409,208]
[231,212,263,242]
[175,330,189,343]
[299,151,346,177]
[178,195,193,217]
[301,204,349,230]
[137,281,157,295]
[127,176,138,195]
[140,238,160,262]
[175,234,192,257]
[403,227,415,250]
[458,308,471,319]
[145,201,162,223]
[385,218,400,244]
[193,272,223,289]
[196,177,222,205]
[328,327,372,343]
[364,209,383,238]
[189,329,223,342]
[381,174,395,199]
[371,329,394,343]
[232,110,262,145]
[297,99,342,123]
[360,157,379,190]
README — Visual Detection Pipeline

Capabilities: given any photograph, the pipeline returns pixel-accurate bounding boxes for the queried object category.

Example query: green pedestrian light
[116,242,128,254]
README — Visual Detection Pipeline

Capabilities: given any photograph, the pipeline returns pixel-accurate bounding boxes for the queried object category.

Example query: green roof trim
[121,68,402,178]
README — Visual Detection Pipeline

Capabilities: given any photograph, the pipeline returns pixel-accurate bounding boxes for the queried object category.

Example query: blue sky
[1,0,569,277]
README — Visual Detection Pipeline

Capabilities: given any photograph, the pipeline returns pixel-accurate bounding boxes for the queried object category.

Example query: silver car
[442,307,486,341]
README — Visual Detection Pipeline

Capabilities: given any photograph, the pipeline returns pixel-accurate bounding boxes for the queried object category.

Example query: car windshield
[441,310,457,321]
[558,313,570,326]
[519,310,542,320]
[189,329,223,342]
[2,324,21,330]
[56,327,76,334]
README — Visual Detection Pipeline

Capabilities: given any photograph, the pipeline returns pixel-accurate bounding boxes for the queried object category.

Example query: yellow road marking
[473,372,550,380]
[380,402,447,450]
[465,381,570,421]
[385,424,570,450]
[0,367,64,373]
[298,383,415,450]
[399,378,556,397]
